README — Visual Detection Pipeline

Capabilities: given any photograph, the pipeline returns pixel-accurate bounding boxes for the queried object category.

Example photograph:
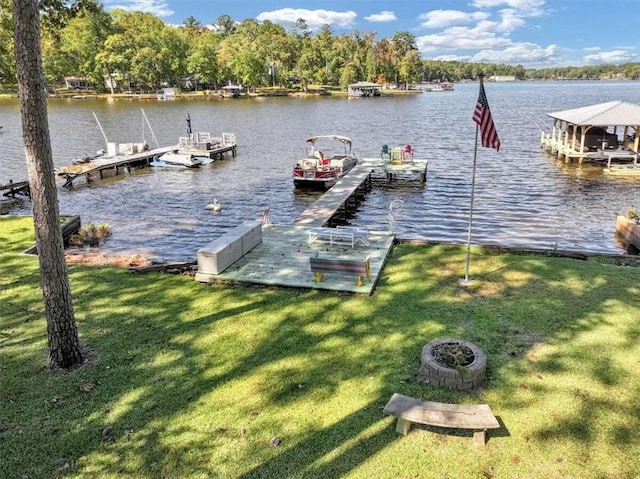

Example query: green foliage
[627,206,638,220]
[69,222,111,247]
[2,5,640,90]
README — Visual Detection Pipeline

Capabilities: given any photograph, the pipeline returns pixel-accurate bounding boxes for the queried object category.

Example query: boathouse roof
[348,81,380,88]
[547,101,640,126]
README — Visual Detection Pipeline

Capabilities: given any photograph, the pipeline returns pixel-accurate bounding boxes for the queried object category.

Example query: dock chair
[380,144,390,160]
[402,144,414,163]
[390,147,403,164]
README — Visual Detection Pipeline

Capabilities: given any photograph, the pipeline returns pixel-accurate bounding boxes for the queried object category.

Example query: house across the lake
[64,76,90,89]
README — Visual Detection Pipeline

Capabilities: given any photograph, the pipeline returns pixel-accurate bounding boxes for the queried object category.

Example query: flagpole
[460,73,485,286]
[461,124,480,285]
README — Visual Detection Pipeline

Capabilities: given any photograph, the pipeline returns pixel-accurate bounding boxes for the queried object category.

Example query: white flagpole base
[458,278,473,286]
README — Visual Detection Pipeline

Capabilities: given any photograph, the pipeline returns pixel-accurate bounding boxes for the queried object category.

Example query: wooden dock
[214,224,394,294]
[1,179,30,197]
[56,146,175,187]
[177,132,237,159]
[360,157,428,181]
[293,165,373,227]
[293,158,428,227]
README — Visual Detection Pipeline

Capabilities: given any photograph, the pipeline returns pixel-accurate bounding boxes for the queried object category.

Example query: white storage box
[197,235,243,275]
[238,220,262,253]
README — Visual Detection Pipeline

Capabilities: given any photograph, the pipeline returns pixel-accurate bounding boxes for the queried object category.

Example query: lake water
[1,81,639,261]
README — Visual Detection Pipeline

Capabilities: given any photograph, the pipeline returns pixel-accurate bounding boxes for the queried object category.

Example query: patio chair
[403,144,414,163]
[381,144,390,160]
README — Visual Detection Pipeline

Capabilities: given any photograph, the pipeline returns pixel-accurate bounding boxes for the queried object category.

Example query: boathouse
[540,101,640,162]
[348,81,381,97]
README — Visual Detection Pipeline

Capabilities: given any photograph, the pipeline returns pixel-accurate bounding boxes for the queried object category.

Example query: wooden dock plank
[360,157,428,176]
[212,224,394,294]
[293,166,373,226]
[56,146,175,177]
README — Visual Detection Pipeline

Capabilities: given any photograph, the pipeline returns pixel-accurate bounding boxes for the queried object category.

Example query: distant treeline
[0,1,638,91]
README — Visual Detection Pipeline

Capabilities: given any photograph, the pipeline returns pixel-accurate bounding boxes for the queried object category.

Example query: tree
[212,14,236,36]
[12,0,82,369]
[187,30,222,88]
[42,3,113,85]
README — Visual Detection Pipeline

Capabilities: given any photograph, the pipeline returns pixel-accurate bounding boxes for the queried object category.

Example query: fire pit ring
[418,338,487,390]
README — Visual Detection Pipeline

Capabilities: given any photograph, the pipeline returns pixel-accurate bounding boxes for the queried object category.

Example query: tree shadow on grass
[2,238,640,478]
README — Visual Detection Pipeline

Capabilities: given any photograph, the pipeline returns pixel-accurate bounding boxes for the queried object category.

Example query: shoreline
[0,89,423,100]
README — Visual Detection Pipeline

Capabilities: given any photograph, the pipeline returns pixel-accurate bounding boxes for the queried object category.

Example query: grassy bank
[1,216,639,479]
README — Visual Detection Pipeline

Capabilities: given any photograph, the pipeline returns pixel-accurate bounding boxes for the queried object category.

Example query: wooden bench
[383,393,500,446]
[309,256,370,286]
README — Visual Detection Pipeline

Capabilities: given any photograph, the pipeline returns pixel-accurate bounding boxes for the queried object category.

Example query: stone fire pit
[418,338,487,390]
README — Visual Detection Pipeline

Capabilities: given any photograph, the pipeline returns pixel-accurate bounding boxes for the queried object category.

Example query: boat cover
[305,135,352,146]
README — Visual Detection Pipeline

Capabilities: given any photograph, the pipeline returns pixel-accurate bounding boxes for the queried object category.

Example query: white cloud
[433,54,473,62]
[471,43,559,64]
[495,9,526,33]
[583,50,637,64]
[583,47,601,52]
[416,25,512,52]
[103,0,173,17]
[419,10,489,28]
[256,9,357,30]
[364,11,397,23]
[472,0,546,17]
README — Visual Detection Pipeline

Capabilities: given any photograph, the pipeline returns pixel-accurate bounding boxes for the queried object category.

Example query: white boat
[151,152,208,168]
[91,109,158,159]
[293,135,358,189]
[427,82,454,92]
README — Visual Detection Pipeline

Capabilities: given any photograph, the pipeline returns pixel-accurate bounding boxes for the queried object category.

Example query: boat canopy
[547,101,640,127]
[305,135,352,146]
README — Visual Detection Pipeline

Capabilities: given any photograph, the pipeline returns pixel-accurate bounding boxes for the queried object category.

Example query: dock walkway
[293,165,373,227]
[293,158,428,227]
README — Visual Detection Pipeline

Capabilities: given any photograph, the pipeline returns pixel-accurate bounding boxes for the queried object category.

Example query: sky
[101,0,639,68]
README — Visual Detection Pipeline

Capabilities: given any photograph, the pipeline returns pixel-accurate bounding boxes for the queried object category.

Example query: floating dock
[177,132,237,159]
[361,157,428,182]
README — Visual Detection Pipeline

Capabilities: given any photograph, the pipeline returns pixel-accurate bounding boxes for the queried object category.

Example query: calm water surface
[1,81,639,261]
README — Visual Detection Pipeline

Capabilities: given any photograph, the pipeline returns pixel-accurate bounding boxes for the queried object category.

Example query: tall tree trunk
[12,0,83,369]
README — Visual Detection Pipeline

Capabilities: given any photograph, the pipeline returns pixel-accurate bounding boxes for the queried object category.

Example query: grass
[1,215,639,479]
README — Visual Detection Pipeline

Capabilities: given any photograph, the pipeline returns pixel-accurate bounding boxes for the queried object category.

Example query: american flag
[473,81,500,152]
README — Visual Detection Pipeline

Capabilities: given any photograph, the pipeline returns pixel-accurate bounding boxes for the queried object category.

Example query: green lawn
[1,216,639,479]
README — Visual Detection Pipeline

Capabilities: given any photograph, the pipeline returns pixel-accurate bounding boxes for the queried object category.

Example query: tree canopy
[0,4,638,91]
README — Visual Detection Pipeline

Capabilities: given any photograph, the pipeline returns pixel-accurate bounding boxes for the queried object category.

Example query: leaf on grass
[269,436,281,447]
[80,382,95,393]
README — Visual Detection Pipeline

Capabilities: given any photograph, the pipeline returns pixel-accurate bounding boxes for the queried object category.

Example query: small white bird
[205,197,221,211]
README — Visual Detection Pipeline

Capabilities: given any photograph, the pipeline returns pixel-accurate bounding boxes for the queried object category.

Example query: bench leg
[314,272,323,283]
[396,418,411,435]
[473,429,486,446]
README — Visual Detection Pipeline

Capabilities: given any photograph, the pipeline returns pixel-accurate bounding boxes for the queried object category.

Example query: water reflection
[1,81,639,260]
